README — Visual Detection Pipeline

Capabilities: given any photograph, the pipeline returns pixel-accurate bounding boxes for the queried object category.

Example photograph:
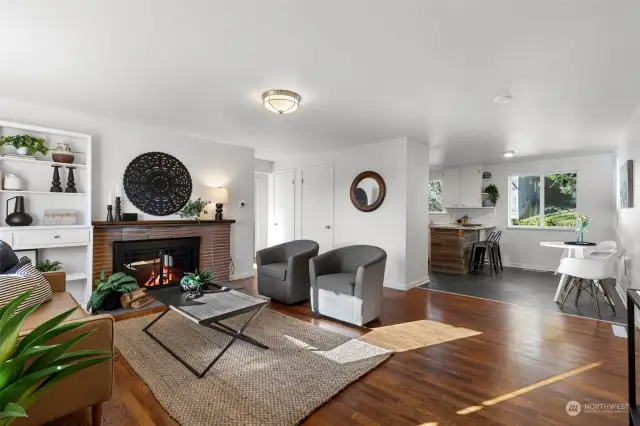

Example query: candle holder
[50,165,63,192]
[65,166,77,193]
[106,205,114,222]
[114,197,122,221]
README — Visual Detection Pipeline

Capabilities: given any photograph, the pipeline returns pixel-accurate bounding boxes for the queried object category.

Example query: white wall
[273,137,420,289]
[254,159,273,174]
[484,153,616,271]
[0,97,256,278]
[617,104,640,298]
[254,172,269,254]
[405,139,430,286]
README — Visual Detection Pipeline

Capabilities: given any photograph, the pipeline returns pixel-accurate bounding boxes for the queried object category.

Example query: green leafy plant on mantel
[0,135,49,156]
[35,260,62,273]
[0,289,111,425]
[87,270,138,313]
[485,184,500,206]
[179,198,210,222]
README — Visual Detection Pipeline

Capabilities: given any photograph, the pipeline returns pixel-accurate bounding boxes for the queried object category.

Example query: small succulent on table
[87,270,139,312]
[35,259,62,273]
[180,269,214,299]
[0,135,49,156]
[0,289,111,424]
[178,198,210,222]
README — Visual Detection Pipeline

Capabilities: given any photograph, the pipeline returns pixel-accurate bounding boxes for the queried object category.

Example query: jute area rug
[115,308,391,426]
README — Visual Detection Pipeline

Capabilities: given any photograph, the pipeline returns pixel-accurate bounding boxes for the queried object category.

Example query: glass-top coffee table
[144,285,269,378]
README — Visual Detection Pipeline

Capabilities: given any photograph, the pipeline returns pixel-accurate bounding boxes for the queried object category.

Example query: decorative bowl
[52,153,75,163]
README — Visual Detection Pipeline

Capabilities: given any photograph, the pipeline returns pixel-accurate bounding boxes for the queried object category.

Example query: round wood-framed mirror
[350,171,386,212]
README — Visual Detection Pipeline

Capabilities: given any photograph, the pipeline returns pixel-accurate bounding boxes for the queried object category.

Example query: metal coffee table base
[143,305,268,378]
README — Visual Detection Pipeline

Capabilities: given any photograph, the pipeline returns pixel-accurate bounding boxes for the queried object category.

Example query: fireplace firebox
[113,237,200,288]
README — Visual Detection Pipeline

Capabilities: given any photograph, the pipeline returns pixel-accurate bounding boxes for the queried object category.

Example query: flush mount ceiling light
[503,150,515,158]
[494,94,512,104]
[262,90,301,114]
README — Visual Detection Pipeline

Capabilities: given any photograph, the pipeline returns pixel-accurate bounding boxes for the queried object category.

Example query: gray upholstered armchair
[256,240,319,304]
[310,245,387,325]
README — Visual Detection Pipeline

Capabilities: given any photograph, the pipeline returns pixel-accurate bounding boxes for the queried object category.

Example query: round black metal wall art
[123,152,193,216]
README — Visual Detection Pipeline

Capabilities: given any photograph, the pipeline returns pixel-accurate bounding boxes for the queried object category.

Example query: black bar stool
[469,231,499,275]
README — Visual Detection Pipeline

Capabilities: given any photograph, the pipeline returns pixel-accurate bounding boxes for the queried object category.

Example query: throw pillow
[0,240,19,274]
[0,262,53,312]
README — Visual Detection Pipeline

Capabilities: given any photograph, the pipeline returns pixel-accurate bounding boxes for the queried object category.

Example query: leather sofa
[16,272,114,426]
[310,245,387,326]
[256,240,319,304]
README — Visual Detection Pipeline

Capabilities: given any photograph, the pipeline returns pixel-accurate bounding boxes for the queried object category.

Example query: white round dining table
[540,241,598,302]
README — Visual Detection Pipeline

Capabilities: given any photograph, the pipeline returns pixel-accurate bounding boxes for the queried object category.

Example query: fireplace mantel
[92,219,235,228]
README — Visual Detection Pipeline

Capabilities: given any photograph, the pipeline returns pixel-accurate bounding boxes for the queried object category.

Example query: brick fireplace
[92,220,235,285]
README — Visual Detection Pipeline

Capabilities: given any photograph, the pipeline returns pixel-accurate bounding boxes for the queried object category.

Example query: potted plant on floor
[87,270,139,312]
[0,135,49,156]
[0,289,111,424]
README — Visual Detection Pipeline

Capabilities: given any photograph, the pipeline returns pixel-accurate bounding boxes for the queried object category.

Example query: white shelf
[66,272,88,281]
[0,190,86,196]
[0,156,86,168]
[0,225,89,230]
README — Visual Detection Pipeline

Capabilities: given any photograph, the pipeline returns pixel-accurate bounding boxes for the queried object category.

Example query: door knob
[273,222,278,226]
[326,225,332,229]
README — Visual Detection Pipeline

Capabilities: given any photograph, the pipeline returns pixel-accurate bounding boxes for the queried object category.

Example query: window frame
[429,179,447,214]
[507,170,578,230]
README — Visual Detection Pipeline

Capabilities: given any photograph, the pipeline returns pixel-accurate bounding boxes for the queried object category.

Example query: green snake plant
[0,290,111,425]
[87,270,139,313]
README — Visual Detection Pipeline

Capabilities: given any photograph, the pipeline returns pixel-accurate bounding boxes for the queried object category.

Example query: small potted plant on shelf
[484,183,500,206]
[35,259,62,272]
[180,269,214,299]
[0,135,49,156]
[0,289,111,424]
[178,198,210,222]
[87,270,139,312]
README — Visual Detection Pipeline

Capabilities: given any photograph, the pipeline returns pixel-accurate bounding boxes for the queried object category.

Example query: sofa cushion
[316,272,357,296]
[260,262,288,281]
[20,292,86,333]
[0,240,19,273]
[0,262,53,313]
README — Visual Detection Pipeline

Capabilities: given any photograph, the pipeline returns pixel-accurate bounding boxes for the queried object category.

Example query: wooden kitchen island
[429,225,495,275]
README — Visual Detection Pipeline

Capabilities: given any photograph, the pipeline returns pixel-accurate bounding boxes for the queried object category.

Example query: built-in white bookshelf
[0,120,92,304]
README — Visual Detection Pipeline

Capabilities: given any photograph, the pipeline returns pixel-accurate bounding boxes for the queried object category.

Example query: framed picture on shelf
[14,249,37,265]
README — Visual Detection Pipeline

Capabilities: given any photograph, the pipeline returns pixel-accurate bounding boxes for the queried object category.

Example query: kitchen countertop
[429,224,497,230]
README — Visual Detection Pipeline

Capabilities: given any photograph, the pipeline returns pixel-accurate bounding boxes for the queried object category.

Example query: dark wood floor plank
[47,277,630,425]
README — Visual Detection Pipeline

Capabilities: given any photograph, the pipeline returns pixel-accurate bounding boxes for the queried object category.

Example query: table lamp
[210,187,229,220]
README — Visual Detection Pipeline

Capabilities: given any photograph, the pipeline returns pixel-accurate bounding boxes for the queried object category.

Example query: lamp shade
[210,187,228,204]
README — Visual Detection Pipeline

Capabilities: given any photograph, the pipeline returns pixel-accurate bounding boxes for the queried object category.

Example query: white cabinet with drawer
[1,226,91,249]
[13,227,90,249]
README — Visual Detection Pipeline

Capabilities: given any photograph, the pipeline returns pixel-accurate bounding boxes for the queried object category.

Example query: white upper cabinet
[441,165,483,208]
[460,165,482,207]
[441,168,461,207]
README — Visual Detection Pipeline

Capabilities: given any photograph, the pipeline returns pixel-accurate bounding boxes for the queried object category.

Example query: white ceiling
[1,0,640,166]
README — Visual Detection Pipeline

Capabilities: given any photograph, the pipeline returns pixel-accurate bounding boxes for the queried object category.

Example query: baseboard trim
[230,271,255,280]
[384,276,430,291]
[502,262,556,272]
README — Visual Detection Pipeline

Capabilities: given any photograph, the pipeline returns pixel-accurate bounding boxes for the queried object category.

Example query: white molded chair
[585,240,617,259]
[558,249,624,318]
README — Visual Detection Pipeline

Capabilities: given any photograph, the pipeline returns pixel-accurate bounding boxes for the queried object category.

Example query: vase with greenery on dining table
[575,212,590,243]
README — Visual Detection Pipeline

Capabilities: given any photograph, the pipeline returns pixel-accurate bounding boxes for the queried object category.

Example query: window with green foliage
[509,172,577,227]
[429,180,444,212]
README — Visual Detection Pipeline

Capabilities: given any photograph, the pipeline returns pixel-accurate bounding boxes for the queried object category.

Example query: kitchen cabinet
[441,165,483,208]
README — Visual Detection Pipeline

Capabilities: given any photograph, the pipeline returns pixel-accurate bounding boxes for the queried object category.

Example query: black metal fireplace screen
[112,237,200,288]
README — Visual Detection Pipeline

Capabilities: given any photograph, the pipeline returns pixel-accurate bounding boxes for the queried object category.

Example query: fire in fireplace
[112,237,200,288]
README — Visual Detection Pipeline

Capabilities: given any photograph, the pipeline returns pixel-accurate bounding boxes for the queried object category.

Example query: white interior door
[301,165,334,253]
[254,173,269,255]
[271,170,295,246]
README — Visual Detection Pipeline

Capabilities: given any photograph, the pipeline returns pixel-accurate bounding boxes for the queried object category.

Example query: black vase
[5,196,33,226]
[102,292,121,311]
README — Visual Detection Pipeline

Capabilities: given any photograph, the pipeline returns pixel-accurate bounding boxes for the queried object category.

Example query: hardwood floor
[50,277,631,425]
